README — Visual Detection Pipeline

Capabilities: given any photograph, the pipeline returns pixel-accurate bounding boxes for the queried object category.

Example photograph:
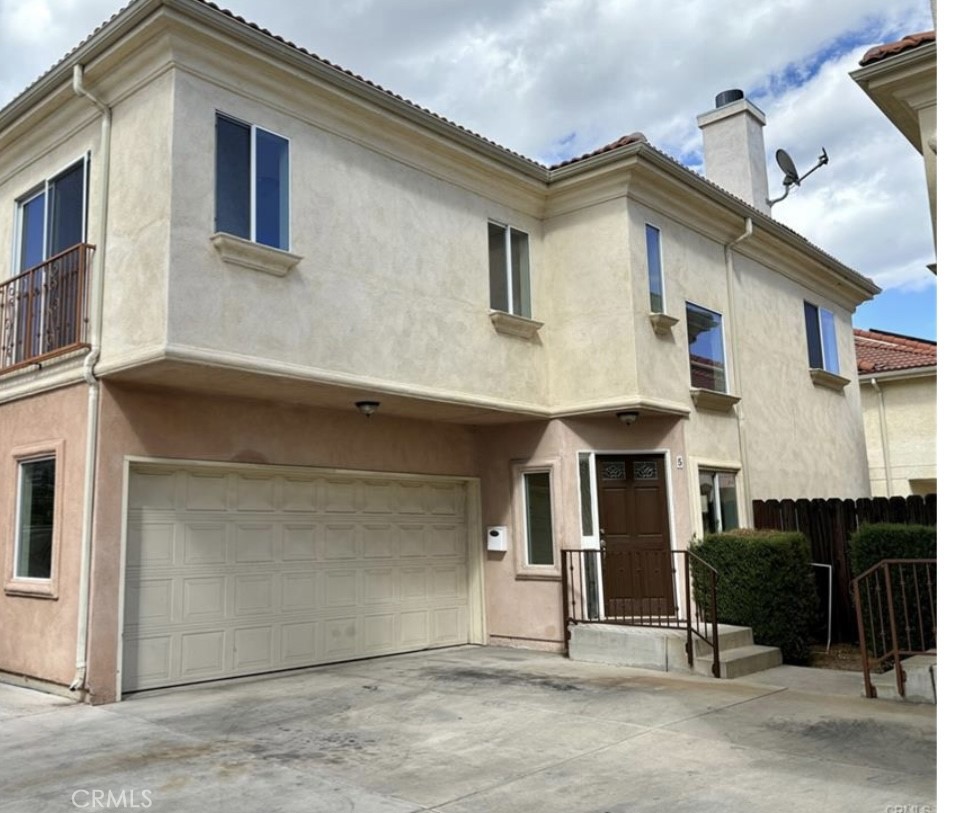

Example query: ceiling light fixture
[355,400,380,418]
[616,410,639,426]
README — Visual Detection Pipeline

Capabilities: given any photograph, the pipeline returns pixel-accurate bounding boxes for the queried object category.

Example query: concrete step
[695,644,783,679]
[692,624,753,657]
[870,655,937,704]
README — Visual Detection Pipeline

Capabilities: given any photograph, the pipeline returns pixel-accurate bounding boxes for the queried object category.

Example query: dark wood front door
[596,454,674,617]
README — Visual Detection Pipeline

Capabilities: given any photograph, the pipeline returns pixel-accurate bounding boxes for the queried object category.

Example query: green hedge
[691,530,818,664]
[849,523,937,577]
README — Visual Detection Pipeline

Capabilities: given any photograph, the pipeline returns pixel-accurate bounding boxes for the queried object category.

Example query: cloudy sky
[0,0,937,338]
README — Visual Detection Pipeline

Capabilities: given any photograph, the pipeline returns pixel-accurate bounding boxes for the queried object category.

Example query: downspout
[870,378,893,497]
[69,65,111,694]
[725,217,753,525]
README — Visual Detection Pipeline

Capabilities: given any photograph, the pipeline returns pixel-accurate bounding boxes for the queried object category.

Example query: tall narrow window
[523,471,554,566]
[699,469,738,535]
[645,224,664,313]
[686,302,726,392]
[16,158,88,272]
[804,302,839,373]
[215,113,289,250]
[488,222,531,317]
[15,457,56,580]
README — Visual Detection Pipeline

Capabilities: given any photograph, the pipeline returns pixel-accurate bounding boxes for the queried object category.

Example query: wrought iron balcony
[1,243,94,374]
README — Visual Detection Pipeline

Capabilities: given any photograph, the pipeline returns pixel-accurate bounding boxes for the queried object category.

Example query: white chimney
[697,89,770,215]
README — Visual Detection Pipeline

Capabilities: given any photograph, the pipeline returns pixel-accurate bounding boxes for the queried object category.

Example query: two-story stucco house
[0,0,879,703]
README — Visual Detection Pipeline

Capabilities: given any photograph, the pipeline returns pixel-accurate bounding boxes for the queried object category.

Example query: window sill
[649,312,680,334]
[211,232,302,277]
[810,368,850,391]
[690,387,740,412]
[515,570,562,581]
[4,579,57,599]
[489,310,544,339]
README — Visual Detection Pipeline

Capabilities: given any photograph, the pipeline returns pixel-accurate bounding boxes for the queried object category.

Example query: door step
[694,643,783,679]
[568,622,783,679]
[869,655,937,704]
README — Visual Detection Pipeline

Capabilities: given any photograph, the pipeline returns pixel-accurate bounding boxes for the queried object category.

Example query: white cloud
[0,0,936,296]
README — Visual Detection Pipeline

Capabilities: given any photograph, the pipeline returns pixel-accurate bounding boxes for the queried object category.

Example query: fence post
[882,562,905,698]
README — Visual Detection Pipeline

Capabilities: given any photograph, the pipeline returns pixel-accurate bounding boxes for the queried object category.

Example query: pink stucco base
[2,382,691,703]
[0,384,88,688]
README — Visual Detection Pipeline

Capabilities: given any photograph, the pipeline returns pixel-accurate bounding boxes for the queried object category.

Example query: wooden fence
[751,495,936,643]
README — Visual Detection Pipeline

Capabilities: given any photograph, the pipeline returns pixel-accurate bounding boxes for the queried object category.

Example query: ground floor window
[699,469,738,534]
[15,457,56,579]
[523,471,555,566]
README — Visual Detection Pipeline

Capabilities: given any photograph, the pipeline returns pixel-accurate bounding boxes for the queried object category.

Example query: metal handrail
[0,243,94,373]
[561,547,721,677]
[852,558,936,699]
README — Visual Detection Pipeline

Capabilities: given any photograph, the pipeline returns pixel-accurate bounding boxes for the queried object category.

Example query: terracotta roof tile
[854,328,936,373]
[860,30,936,66]
[549,133,647,169]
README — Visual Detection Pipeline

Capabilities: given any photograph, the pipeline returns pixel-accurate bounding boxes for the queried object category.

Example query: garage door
[123,463,472,692]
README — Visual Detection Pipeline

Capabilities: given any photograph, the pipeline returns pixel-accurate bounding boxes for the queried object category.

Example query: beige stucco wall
[97,69,175,367]
[860,374,937,497]
[159,68,549,409]
[730,254,870,500]
[0,385,87,686]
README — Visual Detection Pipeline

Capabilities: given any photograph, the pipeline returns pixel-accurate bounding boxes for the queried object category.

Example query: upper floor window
[215,113,289,251]
[686,302,726,392]
[15,456,56,580]
[488,222,531,318]
[645,224,665,313]
[16,158,88,273]
[804,302,839,373]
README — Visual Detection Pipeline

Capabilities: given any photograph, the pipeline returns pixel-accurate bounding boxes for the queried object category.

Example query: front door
[596,454,674,617]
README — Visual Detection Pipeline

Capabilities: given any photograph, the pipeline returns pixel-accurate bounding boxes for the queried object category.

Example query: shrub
[691,529,818,664]
[849,523,937,577]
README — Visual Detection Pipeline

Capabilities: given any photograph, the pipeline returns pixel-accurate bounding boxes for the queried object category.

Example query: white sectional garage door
[123,463,472,692]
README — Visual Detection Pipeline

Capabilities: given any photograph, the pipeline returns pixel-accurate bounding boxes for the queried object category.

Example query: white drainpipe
[870,378,893,497]
[725,217,753,524]
[69,65,111,695]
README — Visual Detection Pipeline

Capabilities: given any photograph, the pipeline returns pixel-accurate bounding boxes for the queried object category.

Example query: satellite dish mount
[767,147,829,208]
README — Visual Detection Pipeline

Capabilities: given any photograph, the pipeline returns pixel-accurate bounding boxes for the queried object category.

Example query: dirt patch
[808,643,864,672]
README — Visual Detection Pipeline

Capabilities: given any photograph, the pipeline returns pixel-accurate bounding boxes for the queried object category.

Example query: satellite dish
[776,149,801,187]
[767,147,829,209]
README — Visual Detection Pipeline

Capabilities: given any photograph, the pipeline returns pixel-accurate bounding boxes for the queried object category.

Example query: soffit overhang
[851,43,937,152]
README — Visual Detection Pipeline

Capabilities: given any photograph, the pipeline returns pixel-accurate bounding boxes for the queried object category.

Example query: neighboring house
[855,329,937,497]
[851,26,937,264]
[0,0,878,703]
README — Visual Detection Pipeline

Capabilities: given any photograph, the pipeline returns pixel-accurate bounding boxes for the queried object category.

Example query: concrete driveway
[0,646,936,812]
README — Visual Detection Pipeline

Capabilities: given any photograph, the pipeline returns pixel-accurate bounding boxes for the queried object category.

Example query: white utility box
[486,526,508,552]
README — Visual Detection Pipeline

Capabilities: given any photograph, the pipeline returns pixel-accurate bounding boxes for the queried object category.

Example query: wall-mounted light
[355,400,380,418]
[616,410,639,426]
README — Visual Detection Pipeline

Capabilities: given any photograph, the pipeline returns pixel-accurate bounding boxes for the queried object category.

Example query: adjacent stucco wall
[860,374,937,497]
[162,68,548,409]
[86,383,482,702]
[543,200,640,407]
[477,415,689,648]
[97,69,175,368]
[731,254,869,500]
[0,385,87,686]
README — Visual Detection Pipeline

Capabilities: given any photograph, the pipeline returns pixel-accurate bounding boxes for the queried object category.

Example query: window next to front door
[699,469,739,534]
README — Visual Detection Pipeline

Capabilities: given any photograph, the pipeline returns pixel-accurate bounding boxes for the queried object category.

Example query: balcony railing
[1,243,94,374]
